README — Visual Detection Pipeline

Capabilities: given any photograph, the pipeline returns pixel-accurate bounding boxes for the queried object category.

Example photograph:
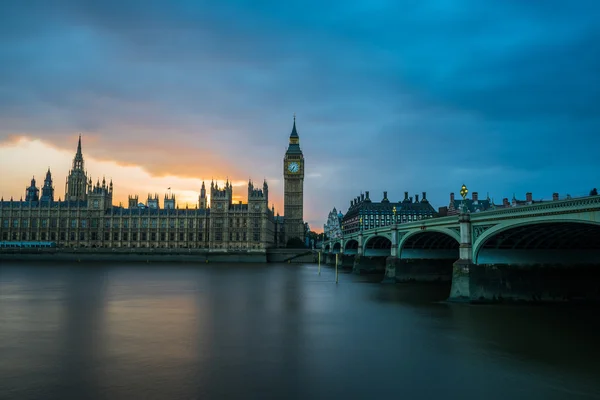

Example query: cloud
[1,0,599,230]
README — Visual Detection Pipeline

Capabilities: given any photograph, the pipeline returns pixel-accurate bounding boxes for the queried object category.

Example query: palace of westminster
[0,119,307,251]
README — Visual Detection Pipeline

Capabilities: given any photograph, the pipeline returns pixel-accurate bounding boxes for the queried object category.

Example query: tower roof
[290,114,299,139]
[286,115,302,155]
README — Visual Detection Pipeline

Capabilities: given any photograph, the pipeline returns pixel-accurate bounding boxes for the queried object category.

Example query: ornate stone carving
[472,225,495,242]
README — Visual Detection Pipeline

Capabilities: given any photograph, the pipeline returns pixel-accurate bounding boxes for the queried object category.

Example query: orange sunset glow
[0,136,287,218]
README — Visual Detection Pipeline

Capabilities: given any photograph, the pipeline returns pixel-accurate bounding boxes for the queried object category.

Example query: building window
[170,233,175,241]
[113,220,119,228]
[113,232,119,241]
[253,233,260,241]
[105,219,110,228]
[13,220,19,228]
[141,233,147,241]
[31,219,38,228]
[133,233,138,241]
[123,219,129,228]
[161,220,166,228]
[142,219,148,228]
[31,232,37,240]
[198,233,203,241]
[151,233,156,241]
[92,232,97,240]
[179,233,184,241]
[93,200,99,208]
[41,232,47,240]
[80,232,85,241]
[169,219,175,228]
[189,233,194,241]
[71,219,77,228]
[179,220,185,229]
[2,220,7,228]
[215,232,222,241]
[51,218,57,228]
[70,232,76,241]
[40,219,48,228]
[123,233,128,241]
[104,232,109,240]
[51,232,57,241]
[151,219,157,228]
[160,233,166,241]
[81,219,87,228]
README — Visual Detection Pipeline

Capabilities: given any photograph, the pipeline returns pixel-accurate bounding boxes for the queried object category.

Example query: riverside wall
[0,248,318,264]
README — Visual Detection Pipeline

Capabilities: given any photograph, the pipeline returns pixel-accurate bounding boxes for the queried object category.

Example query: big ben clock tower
[283,115,305,246]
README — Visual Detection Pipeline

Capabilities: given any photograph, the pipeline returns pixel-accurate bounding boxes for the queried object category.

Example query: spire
[71,134,84,170]
[290,114,299,139]
[45,167,51,180]
[76,134,82,157]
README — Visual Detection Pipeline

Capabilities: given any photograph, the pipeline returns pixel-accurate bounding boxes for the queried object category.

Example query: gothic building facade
[0,136,280,251]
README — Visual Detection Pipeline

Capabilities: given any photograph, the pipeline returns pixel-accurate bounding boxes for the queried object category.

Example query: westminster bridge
[321,195,600,303]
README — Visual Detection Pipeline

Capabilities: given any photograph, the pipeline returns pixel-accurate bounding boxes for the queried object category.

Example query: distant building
[324,208,343,240]
[341,191,437,234]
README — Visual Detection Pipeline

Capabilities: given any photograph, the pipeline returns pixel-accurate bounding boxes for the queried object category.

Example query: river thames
[1,262,599,400]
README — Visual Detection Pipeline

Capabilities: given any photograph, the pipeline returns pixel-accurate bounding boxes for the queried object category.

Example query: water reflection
[0,262,599,400]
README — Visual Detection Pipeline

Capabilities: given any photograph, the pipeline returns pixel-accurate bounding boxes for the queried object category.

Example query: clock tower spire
[283,115,305,247]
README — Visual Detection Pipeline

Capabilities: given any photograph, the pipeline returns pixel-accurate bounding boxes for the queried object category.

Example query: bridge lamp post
[460,184,469,213]
[392,206,397,226]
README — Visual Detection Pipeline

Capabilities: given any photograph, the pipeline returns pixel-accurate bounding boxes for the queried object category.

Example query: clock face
[288,162,300,173]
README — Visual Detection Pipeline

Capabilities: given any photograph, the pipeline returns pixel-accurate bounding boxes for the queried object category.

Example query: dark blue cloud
[1,0,599,228]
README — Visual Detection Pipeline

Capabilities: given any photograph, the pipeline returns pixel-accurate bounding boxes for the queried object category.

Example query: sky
[1,0,599,231]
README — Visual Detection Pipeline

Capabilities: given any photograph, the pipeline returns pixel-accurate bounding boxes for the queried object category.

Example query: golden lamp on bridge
[460,184,469,200]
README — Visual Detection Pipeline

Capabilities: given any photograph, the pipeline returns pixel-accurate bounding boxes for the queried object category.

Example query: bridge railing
[471,194,600,219]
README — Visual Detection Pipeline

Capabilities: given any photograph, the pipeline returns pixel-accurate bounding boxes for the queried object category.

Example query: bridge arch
[364,235,392,257]
[324,244,330,253]
[398,228,460,260]
[474,220,600,265]
[345,239,359,255]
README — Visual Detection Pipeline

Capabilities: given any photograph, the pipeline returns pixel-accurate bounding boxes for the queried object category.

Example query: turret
[41,168,54,202]
[25,176,39,202]
[164,193,176,209]
[199,181,207,209]
[147,193,160,209]
[128,195,139,209]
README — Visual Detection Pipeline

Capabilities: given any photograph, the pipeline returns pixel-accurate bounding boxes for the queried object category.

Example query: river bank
[0,248,316,263]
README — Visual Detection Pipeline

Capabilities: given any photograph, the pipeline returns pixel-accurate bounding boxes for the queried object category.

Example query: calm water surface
[1,262,599,400]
